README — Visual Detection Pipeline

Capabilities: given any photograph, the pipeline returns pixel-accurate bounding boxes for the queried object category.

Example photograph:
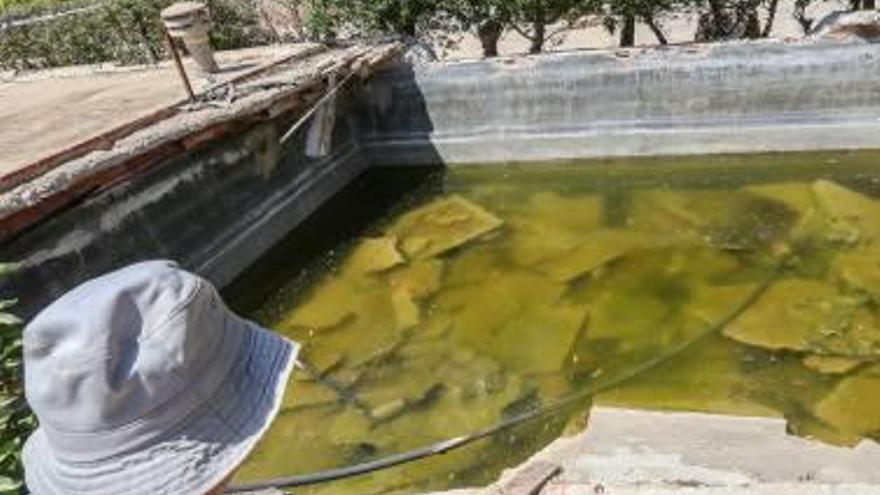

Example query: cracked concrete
[429,407,880,495]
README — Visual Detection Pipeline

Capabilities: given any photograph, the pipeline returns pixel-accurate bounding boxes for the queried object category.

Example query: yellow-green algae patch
[388,259,444,300]
[814,364,880,437]
[535,230,659,283]
[341,236,405,275]
[236,159,880,495]
[812,179,880,246]
[802,355,868,375]
[722,279,880,357]
[747,182,816,215]
[834,249,880,302]
[627,190,799,250]
[387,195,504,259]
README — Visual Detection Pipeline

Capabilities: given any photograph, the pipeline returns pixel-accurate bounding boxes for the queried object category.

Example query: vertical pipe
[165,28,196,102]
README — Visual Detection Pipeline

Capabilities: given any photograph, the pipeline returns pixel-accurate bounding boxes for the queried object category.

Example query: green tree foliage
[500,0,596,53]
[306,0,443,38]
[444,0,508,57]
[306,0,601,55]
[608,0,696,45]
[0,263,32,495]
[7,0,872,67]
[0,0,275,71]
[691,0,780,41]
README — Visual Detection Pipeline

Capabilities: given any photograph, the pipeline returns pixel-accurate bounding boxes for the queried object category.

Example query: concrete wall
[359,39,880,165]
[3,85,370,317]
[4,39,880,316]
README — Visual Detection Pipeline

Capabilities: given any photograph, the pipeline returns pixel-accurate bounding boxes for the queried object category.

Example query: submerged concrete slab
[431,407,880,495]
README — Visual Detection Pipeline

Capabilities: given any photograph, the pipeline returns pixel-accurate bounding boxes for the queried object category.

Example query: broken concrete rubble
[424,407,880,495]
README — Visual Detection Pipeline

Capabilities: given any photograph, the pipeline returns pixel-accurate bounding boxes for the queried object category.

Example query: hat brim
[23,317,298,495]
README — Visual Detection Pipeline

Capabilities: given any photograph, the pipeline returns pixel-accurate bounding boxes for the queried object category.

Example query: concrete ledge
[1,89,369,317]
[0,44,400,317]
[197,145,368,288]
[360,39,880,165]
[366,118,880,166]
[431,407,880,495]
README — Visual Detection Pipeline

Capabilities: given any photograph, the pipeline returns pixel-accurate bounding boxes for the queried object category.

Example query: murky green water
[233,151,880,495]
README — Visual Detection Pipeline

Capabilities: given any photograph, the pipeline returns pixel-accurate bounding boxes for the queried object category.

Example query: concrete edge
[197,144,368,288]
[365,119,880,166]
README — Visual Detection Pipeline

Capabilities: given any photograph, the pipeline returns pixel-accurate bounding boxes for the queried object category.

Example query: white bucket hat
[21,260,298,495]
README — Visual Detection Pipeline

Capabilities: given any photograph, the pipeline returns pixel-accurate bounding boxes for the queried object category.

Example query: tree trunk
[478,18,503,57]
[794,12,813,32]
[762,0,780,36]
[708,0,727,37]
[620,14,636,46]
[792,0,813,33]
[529,20,546,53]
[744,11,761,38]
[644,13,668,44]
[388,0,418,37]
[400,20,417,37]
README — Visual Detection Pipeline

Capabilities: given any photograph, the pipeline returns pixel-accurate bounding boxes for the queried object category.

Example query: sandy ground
[0,44,312,177]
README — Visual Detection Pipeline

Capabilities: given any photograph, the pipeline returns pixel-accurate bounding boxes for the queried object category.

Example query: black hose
[228,268,780,494]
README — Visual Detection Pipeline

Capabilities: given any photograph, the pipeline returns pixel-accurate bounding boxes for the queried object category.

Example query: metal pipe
[165,28,196,102]
[279,71,357,145]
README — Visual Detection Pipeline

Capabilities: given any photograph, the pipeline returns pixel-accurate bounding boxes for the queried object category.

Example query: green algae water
[233,151,880,495]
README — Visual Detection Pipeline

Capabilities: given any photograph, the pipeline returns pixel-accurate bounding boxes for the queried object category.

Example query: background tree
[602,0,681,46]
[501,0,595,54]
[792,0,816,33]
[306,0,443,39]
[0,263,32,494]
[446,0,508,57]
[692,0,780,41]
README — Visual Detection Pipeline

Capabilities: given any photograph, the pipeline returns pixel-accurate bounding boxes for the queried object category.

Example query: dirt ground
[0,44,312,177]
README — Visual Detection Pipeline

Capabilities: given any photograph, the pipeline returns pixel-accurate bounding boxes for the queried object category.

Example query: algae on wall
[237,161,880,495]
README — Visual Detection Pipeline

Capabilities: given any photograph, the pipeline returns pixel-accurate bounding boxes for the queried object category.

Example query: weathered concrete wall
[429,407,880,495]
[5,39,880,316]
[2,85,369,317]
[359,40,880,165]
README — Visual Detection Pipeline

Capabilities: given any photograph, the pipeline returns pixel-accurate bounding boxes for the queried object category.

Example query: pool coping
[425,407,880,495]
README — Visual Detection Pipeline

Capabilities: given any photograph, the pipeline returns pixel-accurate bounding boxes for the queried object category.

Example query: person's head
[21,260,298,495]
